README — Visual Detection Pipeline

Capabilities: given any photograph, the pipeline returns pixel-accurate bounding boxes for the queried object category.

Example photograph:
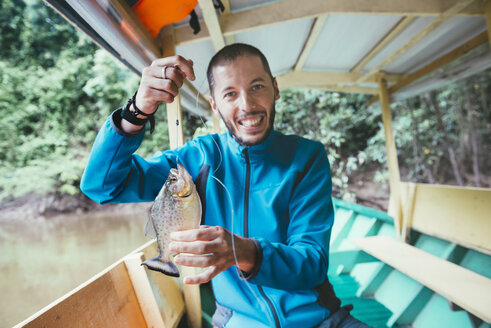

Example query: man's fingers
[169,239,223,254]
[146,78,179,97]
[146,66,184,88]
[183,266,218,285]
[174,254,216,267]
[171,226,223,242]
[151,55,195,81]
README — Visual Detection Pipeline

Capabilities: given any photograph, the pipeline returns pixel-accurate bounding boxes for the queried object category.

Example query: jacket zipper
[243,148,281,328]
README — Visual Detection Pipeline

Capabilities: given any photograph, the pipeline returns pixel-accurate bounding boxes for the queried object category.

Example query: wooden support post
[124,253,166,328]
[401,182,416,243]
[378,77,402,239]
[160,26,185,150]
[212,112,221,133]
[198,0,226,51]
[485,1,491,42]
[160,25,202,328]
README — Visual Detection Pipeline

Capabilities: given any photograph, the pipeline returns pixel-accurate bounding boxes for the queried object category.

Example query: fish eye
[171,177,177,182]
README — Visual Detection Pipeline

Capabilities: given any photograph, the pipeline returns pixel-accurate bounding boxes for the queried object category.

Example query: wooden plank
[181,266,203,328]
[329,249,378,273]
[174,0,483,45]
[357,0,476,84]
[198,0,226,51]
[331,211,356,251]
[15,261,146,328]
[294,15,328,71]
[356,236,491,323]
[378,77,402,239]
[409,184,491,254]
[389,243,463,325]
[367,31,488,105]
[351,16,416,73]
[220,0,235,45]
[276,71,401,88]
[138,241,186,328]
[212,112,221,133]
[357,263,392,297]
[124,252,166,328]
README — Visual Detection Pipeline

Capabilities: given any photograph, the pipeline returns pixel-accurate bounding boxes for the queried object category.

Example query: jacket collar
[225,129,278,161]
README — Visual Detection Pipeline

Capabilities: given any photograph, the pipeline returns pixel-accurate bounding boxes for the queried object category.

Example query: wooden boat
[17,0,491,327]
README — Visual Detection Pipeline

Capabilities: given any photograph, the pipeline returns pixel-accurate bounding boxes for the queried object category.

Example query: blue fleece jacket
[80,110,340,328]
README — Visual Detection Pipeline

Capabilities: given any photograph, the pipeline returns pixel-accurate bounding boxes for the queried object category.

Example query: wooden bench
[355,236,491,323]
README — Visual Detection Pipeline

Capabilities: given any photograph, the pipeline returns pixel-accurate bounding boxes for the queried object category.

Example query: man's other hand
[169,225,258,284]
[121,55,195,132]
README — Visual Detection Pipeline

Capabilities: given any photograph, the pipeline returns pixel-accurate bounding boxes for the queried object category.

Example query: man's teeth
[240,117,262,127]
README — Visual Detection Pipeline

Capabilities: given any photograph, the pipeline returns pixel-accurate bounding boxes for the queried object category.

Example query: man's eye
[252,84,264,91]
[224,91,236,98]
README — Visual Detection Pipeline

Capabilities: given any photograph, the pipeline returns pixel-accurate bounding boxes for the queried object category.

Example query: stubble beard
[218,104,276,147]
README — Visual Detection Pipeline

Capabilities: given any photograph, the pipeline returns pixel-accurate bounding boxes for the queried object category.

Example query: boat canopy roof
[44,0,490,116]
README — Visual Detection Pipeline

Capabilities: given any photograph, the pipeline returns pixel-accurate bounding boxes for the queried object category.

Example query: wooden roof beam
[356,0,476,84]
[277,71,402,88]
[366,31,488,105]
[197,0,225,51]
[351,16,416,73]
[175,0,482,46]
[294,15,328,71]
[221,0,235,45]
[485,0,491,43]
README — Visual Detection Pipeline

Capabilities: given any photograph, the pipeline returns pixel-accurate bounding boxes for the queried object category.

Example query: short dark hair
[207,43,273,97]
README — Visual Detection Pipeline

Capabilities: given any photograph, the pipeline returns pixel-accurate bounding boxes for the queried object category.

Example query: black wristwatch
[121,91,155,133]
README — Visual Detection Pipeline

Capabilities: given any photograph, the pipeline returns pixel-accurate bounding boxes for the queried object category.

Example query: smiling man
[81,43,369,328]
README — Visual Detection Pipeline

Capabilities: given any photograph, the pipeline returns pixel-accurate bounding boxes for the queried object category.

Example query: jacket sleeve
[244,144,334,290]
[80,109,203,204]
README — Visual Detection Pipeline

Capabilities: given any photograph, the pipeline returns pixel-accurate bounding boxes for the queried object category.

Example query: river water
[0,208,150,327]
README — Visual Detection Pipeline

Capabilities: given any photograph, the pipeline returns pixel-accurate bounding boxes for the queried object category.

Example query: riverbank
[0,193,150,222]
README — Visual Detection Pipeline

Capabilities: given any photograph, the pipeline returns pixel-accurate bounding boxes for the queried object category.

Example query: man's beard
[217,104,276,147]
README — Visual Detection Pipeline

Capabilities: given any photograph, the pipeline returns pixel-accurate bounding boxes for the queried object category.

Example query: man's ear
[209,95,218,113]
[273,77,280,100]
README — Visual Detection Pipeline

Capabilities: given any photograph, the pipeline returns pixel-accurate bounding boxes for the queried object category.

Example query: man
[81,43,369,328]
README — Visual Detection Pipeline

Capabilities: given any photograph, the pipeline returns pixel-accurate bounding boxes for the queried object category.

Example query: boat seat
[355,235,491,323]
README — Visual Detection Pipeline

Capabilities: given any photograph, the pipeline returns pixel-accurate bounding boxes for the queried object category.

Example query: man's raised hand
[134,55,195,115]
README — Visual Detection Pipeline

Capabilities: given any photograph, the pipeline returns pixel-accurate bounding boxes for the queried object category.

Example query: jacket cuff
[110,108,145,138]
[237,238,263,281]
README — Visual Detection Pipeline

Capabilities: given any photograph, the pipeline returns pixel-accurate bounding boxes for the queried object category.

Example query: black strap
[213,0,225,12]
[189,10,200,35]
[120,92,155,133]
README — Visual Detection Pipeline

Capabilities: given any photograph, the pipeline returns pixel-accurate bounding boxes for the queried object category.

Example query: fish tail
[141,256,180,277]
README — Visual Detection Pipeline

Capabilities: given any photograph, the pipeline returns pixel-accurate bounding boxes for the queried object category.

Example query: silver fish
[142,163,202,277]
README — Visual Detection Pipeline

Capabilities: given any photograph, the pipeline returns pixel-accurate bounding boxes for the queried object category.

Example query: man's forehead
[212,54,267,77]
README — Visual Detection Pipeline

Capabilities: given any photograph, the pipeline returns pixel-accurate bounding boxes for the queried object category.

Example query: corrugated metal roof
[304,15,403,71]
[53,0,490,113]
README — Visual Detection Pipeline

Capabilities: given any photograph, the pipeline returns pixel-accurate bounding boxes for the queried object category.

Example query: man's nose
[238,92,256,111]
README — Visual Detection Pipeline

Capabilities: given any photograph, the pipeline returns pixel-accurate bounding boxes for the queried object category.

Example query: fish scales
[142,163,202,277]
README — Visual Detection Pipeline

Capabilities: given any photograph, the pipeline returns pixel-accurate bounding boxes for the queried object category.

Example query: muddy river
[0,208,150,327]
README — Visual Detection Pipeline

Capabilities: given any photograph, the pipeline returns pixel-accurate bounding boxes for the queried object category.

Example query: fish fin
[141,257,180,277]
[144,215,157,238]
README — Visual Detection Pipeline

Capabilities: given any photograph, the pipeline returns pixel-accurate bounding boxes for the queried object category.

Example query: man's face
[209,55,280,146]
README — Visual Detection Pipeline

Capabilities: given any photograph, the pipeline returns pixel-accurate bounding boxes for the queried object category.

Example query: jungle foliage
[0,0,489,204]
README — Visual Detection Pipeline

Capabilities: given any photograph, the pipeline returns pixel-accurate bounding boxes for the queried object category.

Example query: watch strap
[120,92,155,133]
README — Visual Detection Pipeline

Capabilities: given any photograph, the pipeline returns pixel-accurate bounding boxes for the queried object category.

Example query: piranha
[142,163,202,277]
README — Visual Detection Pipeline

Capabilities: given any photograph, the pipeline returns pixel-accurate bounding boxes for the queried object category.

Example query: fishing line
[192,78,275,328]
